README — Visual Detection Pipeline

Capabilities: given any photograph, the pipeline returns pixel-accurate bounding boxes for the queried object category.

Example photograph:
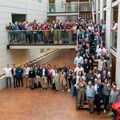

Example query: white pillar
[100,0,104,19]
[116,3,120,85]
[105,0,112,50]
[95,0,99,22]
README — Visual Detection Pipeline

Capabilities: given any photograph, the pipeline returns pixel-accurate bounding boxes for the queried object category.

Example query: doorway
[12,14,26,23]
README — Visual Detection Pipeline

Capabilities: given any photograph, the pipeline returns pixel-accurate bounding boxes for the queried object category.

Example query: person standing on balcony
[3,64,12,88]
[111,21,118,31]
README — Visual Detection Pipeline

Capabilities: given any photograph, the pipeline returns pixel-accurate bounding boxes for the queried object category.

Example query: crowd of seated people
[4,18,119,119]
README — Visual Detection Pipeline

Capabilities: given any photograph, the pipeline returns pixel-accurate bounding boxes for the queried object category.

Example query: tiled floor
[0,50,111,120]
[0,88,111,120]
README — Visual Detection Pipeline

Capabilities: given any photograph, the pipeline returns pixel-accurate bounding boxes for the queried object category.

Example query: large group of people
[3,18,120,119]
[6,19,106,44]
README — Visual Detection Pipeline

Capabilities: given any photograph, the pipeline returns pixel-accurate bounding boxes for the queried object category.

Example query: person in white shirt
[111,21,118,31]
[74,52,84,65]
[97,45,107,57]
[88,23,94,32]
[3,64,12,87]
[74,63,84,84]
[24,64,30,87]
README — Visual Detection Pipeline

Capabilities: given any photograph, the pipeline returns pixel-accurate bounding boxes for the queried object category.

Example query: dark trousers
[47,76,52,86]
[67,77,72,89]
[16,76,23,87]
[13,75,17,87]
[95,94,101,113]
[103,95,109,110]
[6,77,12,87]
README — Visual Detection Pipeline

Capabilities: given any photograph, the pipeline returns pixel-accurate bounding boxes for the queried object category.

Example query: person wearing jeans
[86,81,95,113]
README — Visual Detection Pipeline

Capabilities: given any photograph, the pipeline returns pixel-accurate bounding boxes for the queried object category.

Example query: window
[12,14,26,23]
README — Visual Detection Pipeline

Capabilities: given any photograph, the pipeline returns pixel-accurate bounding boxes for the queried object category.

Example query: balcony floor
[8,44,76,49]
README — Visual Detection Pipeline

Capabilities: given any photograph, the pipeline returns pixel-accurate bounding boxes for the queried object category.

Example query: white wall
[0,0,48,75]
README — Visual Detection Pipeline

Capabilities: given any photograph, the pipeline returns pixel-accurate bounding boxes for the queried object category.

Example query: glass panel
[48,2,92,13]
[7,30,77,45]
[111,31,117,50]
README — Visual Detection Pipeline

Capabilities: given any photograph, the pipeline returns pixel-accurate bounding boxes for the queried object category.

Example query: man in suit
[94,78,103,114]
[16,65,24,87]
[11,64,17,88]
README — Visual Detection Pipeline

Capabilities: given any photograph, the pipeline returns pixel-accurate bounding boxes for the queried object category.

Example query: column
[100,0,104,19]
[116,3,120,85]
[105,0,112,50]
[95,0,99,22]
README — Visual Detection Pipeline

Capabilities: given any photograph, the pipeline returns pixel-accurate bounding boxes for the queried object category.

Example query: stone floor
[0,88,111,120]
[0,50,111,120]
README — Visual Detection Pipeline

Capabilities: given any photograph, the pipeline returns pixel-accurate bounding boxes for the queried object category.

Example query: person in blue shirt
[86,81,95,113]
[16,65,23,87]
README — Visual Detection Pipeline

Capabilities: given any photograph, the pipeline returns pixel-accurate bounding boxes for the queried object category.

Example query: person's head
[85,58,88,64]
[107,71,111,77]
[82,35,85,40]
[12,64,16,68]
[47,64,51,69]
[104,79,108,84]
[103,70,106,76]
[30,67,33,70]
[7,64,10,68]
[113,85,117,91]
[85,49,89,54]
[94,78,98,84]
[61,69,64,73]
[78,63,81,68]
[25,64,28,68]
[55,69,58,73]
[88,81,92,87]
[53,65,56,69]
[80,78,84,83]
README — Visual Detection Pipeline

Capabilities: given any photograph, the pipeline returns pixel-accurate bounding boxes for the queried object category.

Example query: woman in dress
[53,69,59,91]
[60,69,66,91]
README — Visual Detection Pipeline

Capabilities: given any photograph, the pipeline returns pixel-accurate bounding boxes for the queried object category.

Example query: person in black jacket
[94,78,104,115]
[29,67,36,87]
[11,64,17,88]
[82,58,91,74]
[36,65,42,87]
[16,65,24,87]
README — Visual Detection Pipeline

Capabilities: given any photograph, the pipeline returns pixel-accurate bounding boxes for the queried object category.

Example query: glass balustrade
[48,2,92,13]
[7,30,77,45]
[111,30,117,50]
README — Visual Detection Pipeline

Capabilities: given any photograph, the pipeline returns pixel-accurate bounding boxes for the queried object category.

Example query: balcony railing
[7,30,77,45]
[111,30,117,51]
[48,2,92,13]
